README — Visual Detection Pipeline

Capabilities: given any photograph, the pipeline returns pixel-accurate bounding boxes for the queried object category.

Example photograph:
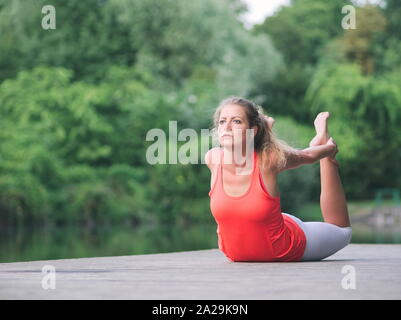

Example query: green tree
[338,5,387,74]
[0,66,167,226]
[253,0,350,66]
[0,0,139,82]
[250,0,355,125]
[305,61,401,197]
[382,0,401,40]
[0,0,278,94]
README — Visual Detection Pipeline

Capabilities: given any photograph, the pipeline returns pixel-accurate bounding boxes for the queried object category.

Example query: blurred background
[0,0,400,262]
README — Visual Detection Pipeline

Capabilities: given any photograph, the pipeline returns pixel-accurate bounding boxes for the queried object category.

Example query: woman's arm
[279,139,337,172]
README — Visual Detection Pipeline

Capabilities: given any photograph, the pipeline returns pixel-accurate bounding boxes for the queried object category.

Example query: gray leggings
[283,213,353,261]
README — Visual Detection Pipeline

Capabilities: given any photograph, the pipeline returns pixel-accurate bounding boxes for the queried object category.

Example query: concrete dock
[0,244,400,299]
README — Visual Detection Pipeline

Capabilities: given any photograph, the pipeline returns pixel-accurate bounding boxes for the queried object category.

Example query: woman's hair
[211,96,297,170]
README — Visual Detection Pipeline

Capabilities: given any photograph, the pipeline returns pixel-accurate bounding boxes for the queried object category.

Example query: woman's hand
[297,138,340,168]
[325,137,340,167]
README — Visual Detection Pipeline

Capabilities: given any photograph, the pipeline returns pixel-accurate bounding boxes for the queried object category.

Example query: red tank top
[209,148,306,262]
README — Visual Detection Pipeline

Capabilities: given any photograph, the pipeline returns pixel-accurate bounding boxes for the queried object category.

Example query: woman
[205,97,352,262]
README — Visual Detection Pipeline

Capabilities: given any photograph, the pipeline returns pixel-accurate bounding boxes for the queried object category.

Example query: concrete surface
[0,244,400,299]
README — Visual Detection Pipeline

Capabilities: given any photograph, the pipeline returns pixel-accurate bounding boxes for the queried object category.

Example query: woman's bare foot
[309,112,330,147]
[309,112,340,167]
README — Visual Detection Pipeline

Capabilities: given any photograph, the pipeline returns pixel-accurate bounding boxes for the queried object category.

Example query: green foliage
[305,61,401,197]
[255,0,401,200]
[0,0,274,89]
[253,0,349,66]
[0,0,400,232]
[2,0,266,228]
[337,5,387,74]
[383,0,401,40]
[251,0,356,126]
[0,66,154,225]
[0,0,139,82]
[253,63,314,124]
[273,116,319,212]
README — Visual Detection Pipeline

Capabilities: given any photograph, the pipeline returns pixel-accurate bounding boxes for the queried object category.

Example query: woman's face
[217,104,256,150]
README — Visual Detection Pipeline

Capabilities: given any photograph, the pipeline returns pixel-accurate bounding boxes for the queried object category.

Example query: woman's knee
[300,223,352,261]
[325,222,352,246]
[342,226,353,245]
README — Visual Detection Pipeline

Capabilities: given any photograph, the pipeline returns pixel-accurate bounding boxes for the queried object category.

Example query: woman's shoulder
[205,147,222,169]
[257,150,280,175]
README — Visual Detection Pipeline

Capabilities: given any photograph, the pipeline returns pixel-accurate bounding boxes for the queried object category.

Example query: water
[0,223,218,263]
[350,206,401,243]
[0,222,400,263]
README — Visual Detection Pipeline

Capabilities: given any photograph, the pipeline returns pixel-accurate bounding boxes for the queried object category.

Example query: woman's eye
[219,119,240,124]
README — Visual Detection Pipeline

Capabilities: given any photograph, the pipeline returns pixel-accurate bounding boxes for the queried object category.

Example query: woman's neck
[222,145,254,174]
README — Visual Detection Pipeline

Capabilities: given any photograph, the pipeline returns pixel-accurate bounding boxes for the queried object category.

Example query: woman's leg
[319,158,351,227]
[280,112,352,261]
[310,112,351,227]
